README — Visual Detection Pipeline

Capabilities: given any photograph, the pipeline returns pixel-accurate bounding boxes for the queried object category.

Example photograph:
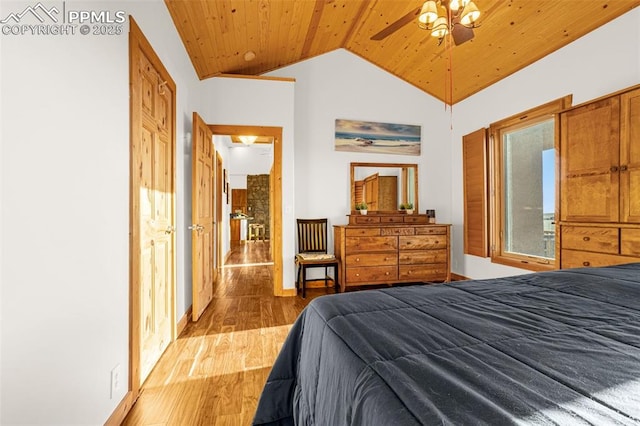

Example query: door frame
[216,152,224,270]
[128,16,177,406]
[208,124,284,295]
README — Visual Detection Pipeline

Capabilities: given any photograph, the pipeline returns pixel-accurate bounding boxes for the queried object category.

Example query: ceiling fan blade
[370,7,421,41]
[452,24,474,45]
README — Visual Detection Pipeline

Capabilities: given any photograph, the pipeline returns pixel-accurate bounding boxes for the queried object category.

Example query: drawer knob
[583,236,590,241]
[583,261,590,267]
[355,273,360,277]
[385,272,390,275]
[356,258,360,262]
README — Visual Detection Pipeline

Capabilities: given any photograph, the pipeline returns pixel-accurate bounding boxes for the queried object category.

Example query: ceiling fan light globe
[460,2,480,25]
[430,17,449,38]
[418,1,439,25]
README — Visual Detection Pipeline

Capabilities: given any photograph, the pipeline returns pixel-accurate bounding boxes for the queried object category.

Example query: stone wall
[247,174,270,239]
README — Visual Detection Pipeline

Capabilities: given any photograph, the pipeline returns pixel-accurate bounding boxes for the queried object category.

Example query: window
[489,96,572,270]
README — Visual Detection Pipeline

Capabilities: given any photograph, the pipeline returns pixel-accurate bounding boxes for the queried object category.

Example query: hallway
[123,241,335,425]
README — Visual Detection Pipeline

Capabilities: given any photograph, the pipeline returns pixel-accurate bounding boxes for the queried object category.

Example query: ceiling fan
[370,0,481,46]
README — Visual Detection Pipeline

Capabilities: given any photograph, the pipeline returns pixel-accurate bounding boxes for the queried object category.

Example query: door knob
[165,225,175,234]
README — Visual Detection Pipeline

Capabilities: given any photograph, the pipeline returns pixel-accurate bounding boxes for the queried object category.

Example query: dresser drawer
[352,215,380,224]
[381,227,415,236]
[561,226,619,254]
[347,266,398,283]
[399,235,447,250]
[621,228,640,256]
[346,252,397,267]
[399,265,448,281]
[561,249,639,269]
[346,236,397,252]
[380,215,404,223]
[415,226,448,235]
[404,215,429,224]
[399,249,447,265]
[346,227,380,237]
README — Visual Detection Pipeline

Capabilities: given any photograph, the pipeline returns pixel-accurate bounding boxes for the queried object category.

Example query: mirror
[350,162,418,212]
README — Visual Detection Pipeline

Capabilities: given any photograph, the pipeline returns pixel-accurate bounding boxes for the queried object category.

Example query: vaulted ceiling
[165,0,639,105]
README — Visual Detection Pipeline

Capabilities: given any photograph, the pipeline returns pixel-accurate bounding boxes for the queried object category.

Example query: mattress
[253,263,640,425]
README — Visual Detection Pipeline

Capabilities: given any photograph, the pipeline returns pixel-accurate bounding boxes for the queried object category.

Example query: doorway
[208,125,284,296]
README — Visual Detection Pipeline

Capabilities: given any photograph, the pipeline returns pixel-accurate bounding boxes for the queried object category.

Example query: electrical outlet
[110,364,121,399]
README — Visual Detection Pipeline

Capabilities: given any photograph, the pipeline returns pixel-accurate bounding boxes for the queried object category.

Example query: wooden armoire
[363,173,397,211]
[559,85,640,268]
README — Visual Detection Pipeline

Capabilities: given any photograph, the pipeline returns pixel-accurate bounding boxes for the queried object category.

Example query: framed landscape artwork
[335,119,421,156]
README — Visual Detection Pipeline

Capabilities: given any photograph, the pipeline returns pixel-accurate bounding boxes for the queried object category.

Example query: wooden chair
[295,218,340,298]
[248,223,265,241]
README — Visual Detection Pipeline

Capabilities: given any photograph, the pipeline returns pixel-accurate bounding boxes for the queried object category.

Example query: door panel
[192,112,215,321]
[621,88,640,222]
[560,97,620,222]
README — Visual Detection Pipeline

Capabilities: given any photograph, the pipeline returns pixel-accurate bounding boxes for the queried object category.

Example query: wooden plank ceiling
[165,0,639,105]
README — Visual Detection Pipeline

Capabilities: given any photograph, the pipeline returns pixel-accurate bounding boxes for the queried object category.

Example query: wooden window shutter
[463,128,489,257]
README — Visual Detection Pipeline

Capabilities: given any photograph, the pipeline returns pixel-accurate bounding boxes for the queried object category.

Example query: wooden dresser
[559,85,640,268]
[334,213,451,291]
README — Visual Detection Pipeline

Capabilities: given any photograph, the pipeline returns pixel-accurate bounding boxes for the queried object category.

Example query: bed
[253,263,640,425]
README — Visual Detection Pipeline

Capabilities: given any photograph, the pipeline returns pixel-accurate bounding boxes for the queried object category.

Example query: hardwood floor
[122,241,336,425]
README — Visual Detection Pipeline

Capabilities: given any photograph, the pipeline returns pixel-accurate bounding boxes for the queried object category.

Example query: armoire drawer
[621,228,640,256]
[560,249,639,269]
[561,226,619,254]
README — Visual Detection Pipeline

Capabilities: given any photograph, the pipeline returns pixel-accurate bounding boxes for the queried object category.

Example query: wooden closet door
[620,88,640,223]
[191,112,215,321]
[560,97,620,222]
[130,20,176,387]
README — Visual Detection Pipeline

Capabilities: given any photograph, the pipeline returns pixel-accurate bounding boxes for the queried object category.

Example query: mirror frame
[350,162,419,212]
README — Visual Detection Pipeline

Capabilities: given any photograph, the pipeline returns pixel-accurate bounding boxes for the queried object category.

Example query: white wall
[201,77,296,288]
[450,8,640,279]
[228,145,274,177]
[267,49,453,250]
[0,1,199,423]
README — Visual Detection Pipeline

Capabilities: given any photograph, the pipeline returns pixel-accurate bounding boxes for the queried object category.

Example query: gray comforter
[253,263,640,425]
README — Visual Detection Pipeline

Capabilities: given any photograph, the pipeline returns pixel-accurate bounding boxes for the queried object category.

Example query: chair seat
[296,253,337,262]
